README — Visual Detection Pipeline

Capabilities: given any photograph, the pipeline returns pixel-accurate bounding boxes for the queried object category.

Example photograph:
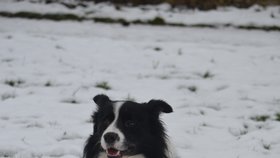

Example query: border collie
[83,94,175,158]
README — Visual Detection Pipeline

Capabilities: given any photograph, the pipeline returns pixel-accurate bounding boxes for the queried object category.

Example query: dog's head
[92,94,173,158]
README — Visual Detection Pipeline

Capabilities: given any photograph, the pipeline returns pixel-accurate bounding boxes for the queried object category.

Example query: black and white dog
[83,94,175,158]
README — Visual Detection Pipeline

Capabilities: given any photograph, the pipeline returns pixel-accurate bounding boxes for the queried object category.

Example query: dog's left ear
[148,100,173,115]
[93,94,111,107]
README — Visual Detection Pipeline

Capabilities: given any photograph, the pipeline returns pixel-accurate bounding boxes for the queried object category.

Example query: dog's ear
[148,99,173,115]
[93,94,111,107]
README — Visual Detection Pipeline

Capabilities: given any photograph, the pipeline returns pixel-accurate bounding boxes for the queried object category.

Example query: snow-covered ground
[1,2,280,158]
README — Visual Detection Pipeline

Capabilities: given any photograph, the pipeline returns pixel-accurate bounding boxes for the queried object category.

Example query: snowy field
[1,5,280,158]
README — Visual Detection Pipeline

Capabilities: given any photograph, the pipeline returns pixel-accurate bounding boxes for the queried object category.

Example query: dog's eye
[125,120,136,128]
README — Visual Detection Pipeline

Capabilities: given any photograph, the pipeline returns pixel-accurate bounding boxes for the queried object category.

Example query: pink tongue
[107,148,120,156]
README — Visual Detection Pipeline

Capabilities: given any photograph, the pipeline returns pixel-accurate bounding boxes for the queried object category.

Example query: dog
[83,94,175,158]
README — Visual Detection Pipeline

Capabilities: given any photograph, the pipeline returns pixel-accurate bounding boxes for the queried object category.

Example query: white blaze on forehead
[101,101,126,150]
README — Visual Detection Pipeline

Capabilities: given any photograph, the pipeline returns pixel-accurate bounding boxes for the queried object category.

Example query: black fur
[83,94,173,158]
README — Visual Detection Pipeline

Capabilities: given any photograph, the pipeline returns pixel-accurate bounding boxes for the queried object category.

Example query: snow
[1,1,280,158]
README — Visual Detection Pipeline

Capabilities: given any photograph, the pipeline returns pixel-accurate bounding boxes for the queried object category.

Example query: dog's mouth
[106,148,123,158]
[104,144,137,158]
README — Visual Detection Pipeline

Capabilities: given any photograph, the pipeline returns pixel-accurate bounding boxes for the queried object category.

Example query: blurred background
[94,0,280,9]
[0,0,280,158]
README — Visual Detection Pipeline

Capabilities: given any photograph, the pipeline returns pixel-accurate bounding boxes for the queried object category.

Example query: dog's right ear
[93,94,110,107]
[148,99,173,114]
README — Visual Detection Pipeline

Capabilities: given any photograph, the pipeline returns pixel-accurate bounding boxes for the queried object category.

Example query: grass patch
[200,110,205,115]
[197,71,214,79]
[0,11,83,21]
[190,24,218,28]
[251,115,270,122]
[4,79,25,87]
[148,16,166,25]
[92,17,130,26]
[263,143,271,150]
[202,71,214,78]
[0,150,17,158]
[93,17,119,23]
[169,23,186,27]
[177,85,197,92]
[44,81,53,87]
[154,47,162,51]
[95,81,111,90]
[131,19,146,25]
[177,49,183,55]
[1,93,16,101]
[237,25,280,32]
[55,45,64,50]
[26,122,44,128]
[188,86,197,92]
[240,129,248,136]
[62,98,80,104]
[1,58,13,62]
[275,113,280,121]
[158,75,170,80]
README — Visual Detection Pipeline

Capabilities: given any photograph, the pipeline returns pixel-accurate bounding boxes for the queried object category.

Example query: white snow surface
[0,0,280,26]
[1,3,280,158]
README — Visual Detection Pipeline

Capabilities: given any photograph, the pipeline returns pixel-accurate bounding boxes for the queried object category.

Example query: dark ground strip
[0,11,279,32]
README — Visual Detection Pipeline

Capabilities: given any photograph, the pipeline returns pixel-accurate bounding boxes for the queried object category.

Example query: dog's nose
[104,132,120,144]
